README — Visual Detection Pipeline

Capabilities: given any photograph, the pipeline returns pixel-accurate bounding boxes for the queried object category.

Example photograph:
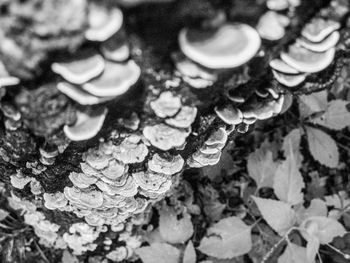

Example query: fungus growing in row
[64,106,108,141]
[82,60,141,97]
[257,11,289,41]
[0,61,20,87]
[43,192,68,210]
[147,154,184,175]
[281,45,335,73]
[143,124,191,151]
[133,171,171,194]
[266,0,289,11]
[64,186,104,209]
[165,106,197,128]
[301,18,340,43]
[52,51,105,85]
[85,3,123,42]
[178,23,261,69]
[150,91,182,118]
[297,31,340,53]
[69,172,99,188]
[57,82,115,105]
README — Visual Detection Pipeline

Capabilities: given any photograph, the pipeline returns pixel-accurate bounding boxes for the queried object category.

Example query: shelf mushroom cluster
[175,22,261,89]
[143,90,197,151]
[270,1,348,88]
[42,132,186,226]
[51,2,141,141]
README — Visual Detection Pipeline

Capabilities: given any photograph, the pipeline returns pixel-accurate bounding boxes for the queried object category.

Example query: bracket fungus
[165,106,197,129]
[101,33,130,62]
[0,61,19,87]
[269,59,300,74]
[85,3,123,42]
[272,70,307,87]
[112,135,149,164]
[147,154,184,175]
[301,18,340,43]
[178,23,261,69]
[281,45,335,73]
[64,107,108,141]
[150,91,182,118]
[215,105,243,126]
[10,172,32,189]
[257,11,290,41]
[51,51,105,85]
[82,60,141,97]
[143,124,191,151]
[297,31,340,53]
[43,192,68,210]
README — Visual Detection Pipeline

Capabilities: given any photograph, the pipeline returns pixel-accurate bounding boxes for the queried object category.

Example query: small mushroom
[215,104,243,125]
[0,61,20,87]
[257,11,289,41]
[57,82,115,105]
[113,136,149,164]
[165,106,197,128]
[52,51,105,85]
[133,171,171,192]
[69,172,98,188]
[205,127,228,148]
[272,70,306,87]
[101,33,130,62]
[64,106,108,141]
[43,192,68,210]
[82,60,140,97]
[147,154,184,175]
[269,58,300,74]
[143,124,190,151]
[301,18,340,43]
[10,173,32,189]
[188,151,222,168]
[85,3,123,42]
[297,31,340,53]
[178,23,261,69]
[281,45,335,73]
[150,91,182,118]
[101,160,128,180]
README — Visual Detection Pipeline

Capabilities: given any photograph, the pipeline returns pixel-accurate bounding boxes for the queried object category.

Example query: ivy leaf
[183,241,196,263]
[306,236,319,263]
[282,129,303,168]
[159,205,193,244]
[299,91,328,118]
[300,216,346,244]
[0,209,9,221]
[311,100,350,130]
[306,126,339,168]
[198,216,252,259]
[136,243,180,263]
[251,197,296,236]
[278,242,314,263]
[247,148,277,189]
[296,199,328,224]
[273,150,305,205]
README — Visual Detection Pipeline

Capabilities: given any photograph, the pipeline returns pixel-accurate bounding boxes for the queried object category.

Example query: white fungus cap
[269,58,300,74]
[297,31,340,53]
[150,91,182,118]
[82,60,141,97]
[272,70,306,87]
[64,107,108,141]
[301,18,340,43]
[179,23,261,69]
[281,45,335,73]
[52,52,105,85]
[257,11,289,41]
[147,154,184,175]
[85,3,123,42]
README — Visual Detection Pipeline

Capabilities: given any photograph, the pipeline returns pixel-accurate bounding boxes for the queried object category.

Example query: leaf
[282,129,303,168]
[136,243,180,263]
[306,236,319,263]
[273,150,305,205]
[62,250,79,263]
[159,205,193,244]
[278,242,314,263]
[312,100,350,130]
[296,199,328,224]
[300,216,346,244]
[247,148,277,189]
[299,91,328,118]
[0,209,9,221]
[198,216,252,259]
[183,241,196,263]
[306,126,339,168]
[251,197,296,236]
